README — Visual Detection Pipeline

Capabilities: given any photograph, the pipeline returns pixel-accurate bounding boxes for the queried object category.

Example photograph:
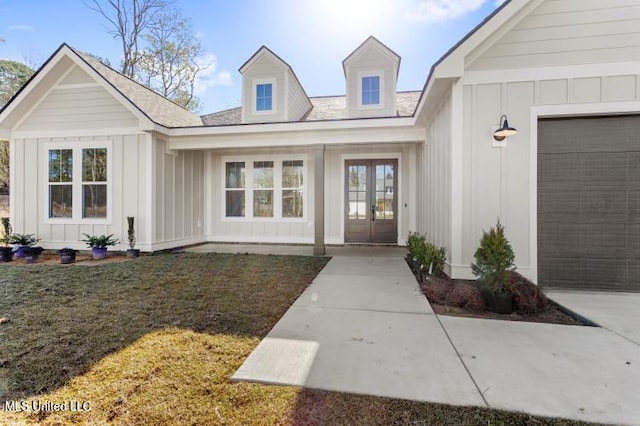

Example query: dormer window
[357,71,384,110]
[253,78,277,114]
[256,83,272,111]
[362,76,380,105]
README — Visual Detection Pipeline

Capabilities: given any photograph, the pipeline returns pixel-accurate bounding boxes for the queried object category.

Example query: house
[1,0,640,291]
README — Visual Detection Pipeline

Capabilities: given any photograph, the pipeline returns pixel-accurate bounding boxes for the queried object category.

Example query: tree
[0,60,34,107]
[85,0,209,111]
[0,60,34,192]
[83,0,169,78]
[136,9,206,111]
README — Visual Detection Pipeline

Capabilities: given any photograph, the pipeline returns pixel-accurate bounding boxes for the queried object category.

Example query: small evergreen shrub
[471,219,515,295]
[406,231,447,277]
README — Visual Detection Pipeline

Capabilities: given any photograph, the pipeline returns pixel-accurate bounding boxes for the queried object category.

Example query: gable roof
[69,46,203,127]
[201,91,420,126]
[0,43,203,130]
[342,36,401,78]
[413,0,542,121]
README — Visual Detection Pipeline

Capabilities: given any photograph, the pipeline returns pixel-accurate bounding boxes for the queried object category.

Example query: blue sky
[0,0,505,113]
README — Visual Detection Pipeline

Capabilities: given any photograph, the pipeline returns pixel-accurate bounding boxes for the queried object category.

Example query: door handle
[371,205,375,221]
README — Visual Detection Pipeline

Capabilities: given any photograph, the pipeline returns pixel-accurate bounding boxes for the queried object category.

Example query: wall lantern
[493,114,518,141]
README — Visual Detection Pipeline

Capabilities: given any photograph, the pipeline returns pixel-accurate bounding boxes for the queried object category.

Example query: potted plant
[0,217,13,262]
[8,233,38,259]
[82,234,118,260]
[126,216,140,258]
[56,247,78,264]
[471,220,516,314]
[23,246,44,264]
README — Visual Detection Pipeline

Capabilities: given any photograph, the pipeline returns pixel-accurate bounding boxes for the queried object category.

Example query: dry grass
[0,252,596,425]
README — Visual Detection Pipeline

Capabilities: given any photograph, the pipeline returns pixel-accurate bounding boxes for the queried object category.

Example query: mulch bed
[407,258,583,326]
[431,299,580,325]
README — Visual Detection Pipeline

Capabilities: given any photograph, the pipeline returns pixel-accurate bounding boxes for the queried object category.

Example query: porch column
[313,144,325,255]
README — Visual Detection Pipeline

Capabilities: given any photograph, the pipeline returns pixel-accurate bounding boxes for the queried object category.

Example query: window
[224,158,305,220]
[256,83,273,111]
[225,162,246,217]
[48,149,73,218]
[282,160,303,218]
[47,144,110,222]
[82,148,107,218]
[253,161,274,217]
[362,76,380,105]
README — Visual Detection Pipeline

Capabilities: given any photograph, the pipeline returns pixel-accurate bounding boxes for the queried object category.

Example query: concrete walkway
[224,247,640,425]
[232,253,483,405]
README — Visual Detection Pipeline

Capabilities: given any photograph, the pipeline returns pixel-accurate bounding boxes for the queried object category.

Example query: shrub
[8,233,38,246]
[509,272,547,314]
[471,219,515,295]
[1,217,11,246]
[421,277,450,305]
[446,282,486,312]
[406,231,447,277]
[430,246,446,277]
[82,234,119,249]
[407,231,426,257]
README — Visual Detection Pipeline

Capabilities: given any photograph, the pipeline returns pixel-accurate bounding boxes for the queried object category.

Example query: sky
[0,0,506,114]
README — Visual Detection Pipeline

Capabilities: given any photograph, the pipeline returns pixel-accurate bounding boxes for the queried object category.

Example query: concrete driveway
[547,290,640,346]
[227,248,640,425]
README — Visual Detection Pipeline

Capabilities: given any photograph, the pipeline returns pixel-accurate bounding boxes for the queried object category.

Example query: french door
[344,159,397,243]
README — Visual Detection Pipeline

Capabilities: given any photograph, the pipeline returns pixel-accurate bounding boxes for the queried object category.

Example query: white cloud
[193,53,232,96]
[406,0,489,23]
[7,24,35,32]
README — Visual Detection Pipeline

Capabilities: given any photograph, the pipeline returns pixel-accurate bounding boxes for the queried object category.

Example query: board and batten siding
[241,56,286,123]
[16,83,139,132]
[208,150,315,243]
[423,95,452,273]
[153,138,206,248]
[458,72,640,280]
[11,134,149,250]
[468,0,640,71]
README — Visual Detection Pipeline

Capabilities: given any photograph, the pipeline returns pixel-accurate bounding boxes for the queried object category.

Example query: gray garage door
[538,115,640,291]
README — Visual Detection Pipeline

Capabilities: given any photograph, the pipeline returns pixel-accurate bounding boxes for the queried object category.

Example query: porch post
[313,144,325,255]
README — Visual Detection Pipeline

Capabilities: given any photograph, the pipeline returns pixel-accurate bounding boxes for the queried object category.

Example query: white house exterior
[2,0,640,291]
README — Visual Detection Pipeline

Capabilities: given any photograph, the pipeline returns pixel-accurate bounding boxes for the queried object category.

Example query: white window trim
[221,154,307,222]
[252,78,277,115]
[43,140,113,225]
[357,71,384,110]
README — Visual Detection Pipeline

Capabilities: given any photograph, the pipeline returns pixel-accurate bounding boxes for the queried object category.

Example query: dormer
[239,46,312,124]
[343,37,401,119]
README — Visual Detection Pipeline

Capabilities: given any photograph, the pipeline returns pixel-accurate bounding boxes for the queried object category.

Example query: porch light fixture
[493,115,518,141]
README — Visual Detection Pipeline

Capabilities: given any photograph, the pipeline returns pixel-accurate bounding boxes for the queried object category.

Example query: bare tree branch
[83,0,170,77]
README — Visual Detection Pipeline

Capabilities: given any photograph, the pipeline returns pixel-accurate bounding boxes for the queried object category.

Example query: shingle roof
[201,91,421,126]
[72,46,203,128]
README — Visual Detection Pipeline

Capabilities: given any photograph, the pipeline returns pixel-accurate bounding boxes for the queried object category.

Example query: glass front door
[344,159,397,243]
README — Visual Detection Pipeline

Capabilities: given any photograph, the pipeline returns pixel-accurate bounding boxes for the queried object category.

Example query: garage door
[538,115,640,291]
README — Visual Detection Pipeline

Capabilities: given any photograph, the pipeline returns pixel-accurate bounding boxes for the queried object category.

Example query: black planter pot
[56,248,78,264]
[126,248,140,258]
[23,246,44,264]
[486,292,513,314]
[0,247,13,262]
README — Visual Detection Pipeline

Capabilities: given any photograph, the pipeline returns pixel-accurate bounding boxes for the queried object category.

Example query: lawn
[0,252,596,425]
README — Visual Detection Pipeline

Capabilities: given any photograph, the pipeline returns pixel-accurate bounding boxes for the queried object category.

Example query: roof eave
[411,0,539,120]
[168,115,415,137]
